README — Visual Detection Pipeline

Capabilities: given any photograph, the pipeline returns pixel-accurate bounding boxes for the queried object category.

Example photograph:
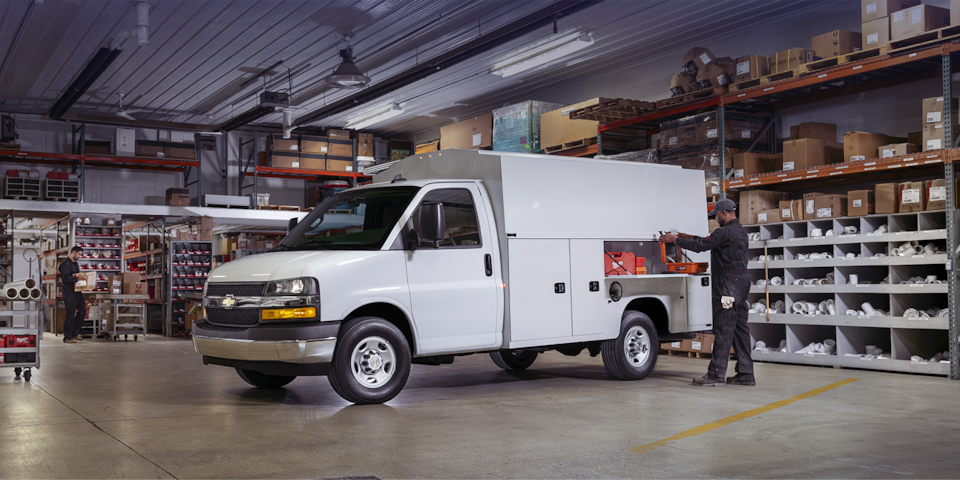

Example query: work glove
[721,296,734,309]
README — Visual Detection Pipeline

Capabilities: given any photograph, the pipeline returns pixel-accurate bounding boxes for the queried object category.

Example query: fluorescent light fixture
[490,32,594,77]
[346,104,403,130]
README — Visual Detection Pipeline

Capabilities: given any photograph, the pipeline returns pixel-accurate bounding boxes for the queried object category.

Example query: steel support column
[943,52,958,380]
[718,104,726,200]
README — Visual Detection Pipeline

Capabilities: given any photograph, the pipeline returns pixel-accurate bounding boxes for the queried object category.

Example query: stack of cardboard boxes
[134,140,197,160]
[440,113,493,150]
[860,0,956,49]
[782,122,842,171]
[922,96,958,151]
[258,131,377,174]
[861,0,919,48]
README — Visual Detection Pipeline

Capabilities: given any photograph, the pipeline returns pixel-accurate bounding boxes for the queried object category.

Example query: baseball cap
[709,198,736,217]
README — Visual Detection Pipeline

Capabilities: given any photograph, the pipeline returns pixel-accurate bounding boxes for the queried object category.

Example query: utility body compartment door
[506,239,572,342]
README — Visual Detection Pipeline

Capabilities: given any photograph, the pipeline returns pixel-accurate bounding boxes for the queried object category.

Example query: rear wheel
[601,310,659,380]
[236,368,296,389]
[328,316,411,405]
[490,349,538,370]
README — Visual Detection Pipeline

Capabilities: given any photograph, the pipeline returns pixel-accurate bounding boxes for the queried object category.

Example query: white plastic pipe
[135,2,150,46]
[5,279,36,289]
[29,288,41,299]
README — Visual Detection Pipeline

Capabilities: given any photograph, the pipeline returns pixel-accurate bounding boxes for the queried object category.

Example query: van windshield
[278,186,419,251]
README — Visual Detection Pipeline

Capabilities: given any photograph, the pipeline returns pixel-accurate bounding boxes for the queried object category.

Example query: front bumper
[192,320,340,364]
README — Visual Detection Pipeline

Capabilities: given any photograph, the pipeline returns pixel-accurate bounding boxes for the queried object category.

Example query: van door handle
[484,254,493,276]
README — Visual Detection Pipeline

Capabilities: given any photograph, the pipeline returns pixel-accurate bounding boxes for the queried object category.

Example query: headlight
[265,277,318,295]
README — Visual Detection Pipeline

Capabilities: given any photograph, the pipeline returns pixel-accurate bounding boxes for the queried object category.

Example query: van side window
[411,188,481,248]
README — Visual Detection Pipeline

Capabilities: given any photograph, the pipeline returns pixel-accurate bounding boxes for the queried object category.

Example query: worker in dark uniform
[59,246,86,343]
[659,198,753,386]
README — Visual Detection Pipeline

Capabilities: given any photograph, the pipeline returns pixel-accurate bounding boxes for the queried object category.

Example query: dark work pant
[707,299,752,379]
[63,294,86,338]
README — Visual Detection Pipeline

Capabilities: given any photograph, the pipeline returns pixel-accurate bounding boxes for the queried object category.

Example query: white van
[194,149,713,404]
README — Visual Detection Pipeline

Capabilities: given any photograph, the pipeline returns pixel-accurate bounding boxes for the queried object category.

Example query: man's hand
[659,233,678,243]
[721,296,734,309]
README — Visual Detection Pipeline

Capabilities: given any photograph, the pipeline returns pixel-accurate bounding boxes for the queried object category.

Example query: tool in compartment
[659,231,708,274]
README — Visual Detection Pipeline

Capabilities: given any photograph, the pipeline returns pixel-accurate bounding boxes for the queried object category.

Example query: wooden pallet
[887,24,960,53]
[544,137,597,153]
[568,98,656,122]
[797,46,889,74]
[258,205,300,211]
[655,87,726,110]
[731,70,798,92]
[4,195,40,200]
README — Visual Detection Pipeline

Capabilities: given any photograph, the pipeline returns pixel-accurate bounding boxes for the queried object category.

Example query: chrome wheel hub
[351,336,396,389]
[623,325,651,367]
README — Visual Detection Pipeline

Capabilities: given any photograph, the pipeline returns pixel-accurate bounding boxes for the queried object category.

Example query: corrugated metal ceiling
[0,0,837,137]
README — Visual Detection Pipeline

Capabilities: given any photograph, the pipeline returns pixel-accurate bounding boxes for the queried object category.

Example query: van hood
[207,250,362,283]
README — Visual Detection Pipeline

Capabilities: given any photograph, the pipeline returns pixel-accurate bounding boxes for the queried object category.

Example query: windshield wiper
[272,243,291,252]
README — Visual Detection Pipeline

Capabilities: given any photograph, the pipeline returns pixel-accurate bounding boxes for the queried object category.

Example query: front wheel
[490,349,538,370]
[236,368,296,388]
[328,317,411,405]
[601,310,659,380]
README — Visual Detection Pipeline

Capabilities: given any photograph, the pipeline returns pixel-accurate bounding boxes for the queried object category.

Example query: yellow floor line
[630,378,859,454]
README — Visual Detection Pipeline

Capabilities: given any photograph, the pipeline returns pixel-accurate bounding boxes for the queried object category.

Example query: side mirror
[418,201,445,248]
[287,217,298,233]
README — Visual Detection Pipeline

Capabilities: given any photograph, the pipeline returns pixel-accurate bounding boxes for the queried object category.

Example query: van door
[402,185,500,353]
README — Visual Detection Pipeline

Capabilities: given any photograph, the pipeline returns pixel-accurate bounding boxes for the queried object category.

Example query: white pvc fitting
[770,276,783,285]
[848,274,858,285]
[861,302,877,315]
[792,302,805,314]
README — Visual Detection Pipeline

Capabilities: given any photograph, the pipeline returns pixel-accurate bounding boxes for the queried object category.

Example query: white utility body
[194,149,712,404]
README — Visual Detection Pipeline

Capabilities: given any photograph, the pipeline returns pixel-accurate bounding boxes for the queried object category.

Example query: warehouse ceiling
[0,0,836,137]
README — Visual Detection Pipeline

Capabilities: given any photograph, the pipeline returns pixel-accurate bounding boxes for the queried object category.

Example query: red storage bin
[604,252,636,276]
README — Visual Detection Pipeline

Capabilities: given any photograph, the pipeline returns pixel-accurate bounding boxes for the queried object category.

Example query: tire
[601,310,659,380]
[489,349,538,370]
[236,368,296,389]
[327,316,411,405]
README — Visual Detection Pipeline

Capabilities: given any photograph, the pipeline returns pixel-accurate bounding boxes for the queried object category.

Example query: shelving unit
[598,37,960,380]
[745,210,950,375]
[0,302,41,381]
[167,240,211,337]
[0,211,12,285]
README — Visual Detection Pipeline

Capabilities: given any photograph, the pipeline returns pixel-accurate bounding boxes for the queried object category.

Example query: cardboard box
[899,181,925,212]
[327,138,354,158]
[103,218,117,226]
[812,30,862,58]
[740,190,788,225]
[300,135,328,154]
[891,4,949,41]
[356,133,374,157]
[134,140,165,158]
[73,271,96,292]
[681,47,716,72]
[734,54,768,83]
[85,140,111,155]
[814,194,848,218]
[879,142,919,158]
[789,122,837,141]
[862,17,891,48]
[876,183,897,213]
[165,187,189,206]
[848,190,876,216]
[782,139,843,170]
[922,96,959,124]
[862,0,919,22]
[109,275,122,295]
[326,157,353,172]
[733,152,781,178]
[164,142,196,160]
[923,123,946,151]
[803,192,824,218]
[927,179,947,210]
[122,272,144,295]
[769,48,814,74]
[266,133,298,152]
[670,73,697,95]
[779,199,804,221]
[844,132,894,162]
[299,153,325,171]
[327,129,351,141]
[259,151,300,168]
[756,208,780,224]
[441,112,494,149]
[908,131,923,146]
[695,62,729,89]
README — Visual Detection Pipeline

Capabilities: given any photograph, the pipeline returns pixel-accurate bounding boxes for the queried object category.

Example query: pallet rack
[238,130,373,209]
[596,39,960,380]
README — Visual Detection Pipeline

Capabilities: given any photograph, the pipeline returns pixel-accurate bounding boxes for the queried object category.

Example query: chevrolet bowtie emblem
[222,295,236,308]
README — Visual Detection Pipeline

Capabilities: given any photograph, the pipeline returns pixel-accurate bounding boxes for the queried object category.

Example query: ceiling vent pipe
[111,2,151,49]
[281,109,295,138]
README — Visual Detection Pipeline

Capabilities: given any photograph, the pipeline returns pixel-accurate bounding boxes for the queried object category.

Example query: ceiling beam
[293,0,605,127]
[60,112,214,131]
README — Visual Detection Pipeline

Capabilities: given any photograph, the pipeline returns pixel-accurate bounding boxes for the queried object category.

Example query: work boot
[63,337,77,343]
[726,373,756,386]
[74,336,84,342]
[692,374,725,386]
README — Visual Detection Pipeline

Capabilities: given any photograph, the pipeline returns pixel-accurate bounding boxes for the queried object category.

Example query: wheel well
[344,303,416,354]
[625,297,669,334]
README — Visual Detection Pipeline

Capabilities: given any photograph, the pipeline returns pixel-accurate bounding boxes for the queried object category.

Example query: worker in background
[59,246,86,344]
[659,198,753,386]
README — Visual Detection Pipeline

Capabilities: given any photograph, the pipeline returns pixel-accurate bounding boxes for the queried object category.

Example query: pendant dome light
[327,37,370,89]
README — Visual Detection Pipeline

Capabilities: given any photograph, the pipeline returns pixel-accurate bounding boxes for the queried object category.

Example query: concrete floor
[2,336,959,479]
